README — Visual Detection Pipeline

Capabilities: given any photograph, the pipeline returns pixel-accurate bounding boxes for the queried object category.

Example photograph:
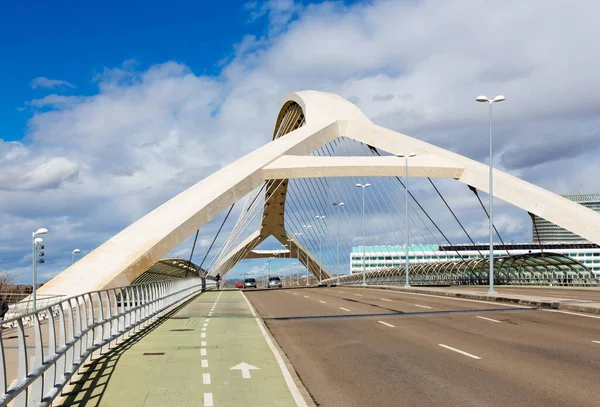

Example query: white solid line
[378,321,395,328]
[201,333,206,338]
[200,348,207,356]
[304,296,310,298]
[542,309,600,319]
[381,298,392,302]
[240,291,308,407]
[201,359,208,368]
[476,316,502,323]
[203,373,211,384]
[592,340,600,344]
[319,300,327,304]
[438,344,481,360]
[414,304,432,309]
[339,307,351,312]
[201,341,207,346]
[204,393,214,407]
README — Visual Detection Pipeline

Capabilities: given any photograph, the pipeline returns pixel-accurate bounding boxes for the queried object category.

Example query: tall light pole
[72,248,81,265]
[332,202,344,285]
[295,232,302,285]
[476,95,505,295]
[302,225,312,285]
[315,215,326,284]
[397,154,416,287]
[32,227,49,312]
[355,183,371,286]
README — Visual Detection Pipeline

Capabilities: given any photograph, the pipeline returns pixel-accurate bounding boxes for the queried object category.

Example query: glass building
[532,194,600,243]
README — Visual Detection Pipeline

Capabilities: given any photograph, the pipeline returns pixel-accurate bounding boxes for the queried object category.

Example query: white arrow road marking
[230,362,260,379]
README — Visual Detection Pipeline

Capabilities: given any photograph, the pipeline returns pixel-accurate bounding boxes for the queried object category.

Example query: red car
[235,282,243,289]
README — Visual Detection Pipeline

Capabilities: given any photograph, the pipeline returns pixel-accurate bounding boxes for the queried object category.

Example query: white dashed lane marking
[438,344,481,360]
[339,307,351,312]
[414,304,432,309]
[378,321,395,328]
[476,316,502,323]
[203,373,211,384]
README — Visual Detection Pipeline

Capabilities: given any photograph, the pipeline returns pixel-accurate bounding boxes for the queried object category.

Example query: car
[244,278,257,288]
[267,276,283,288]
[235,283,243,289]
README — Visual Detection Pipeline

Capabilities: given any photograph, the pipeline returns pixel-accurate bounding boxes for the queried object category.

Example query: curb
[353,285,600,315]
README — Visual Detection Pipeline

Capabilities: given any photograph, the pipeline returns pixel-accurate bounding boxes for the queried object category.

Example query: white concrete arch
[37,91,600,298]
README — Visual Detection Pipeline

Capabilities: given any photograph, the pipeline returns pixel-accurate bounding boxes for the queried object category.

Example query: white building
[350,243,600,277]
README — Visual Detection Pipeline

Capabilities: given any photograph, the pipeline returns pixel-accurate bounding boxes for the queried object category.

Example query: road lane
[246,288,600,407]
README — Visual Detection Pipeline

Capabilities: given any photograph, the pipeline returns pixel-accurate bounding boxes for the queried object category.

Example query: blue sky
[2,0,600,284]
[0,0,322,142]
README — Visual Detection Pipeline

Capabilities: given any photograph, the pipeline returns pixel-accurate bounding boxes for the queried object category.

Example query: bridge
[1,91,599,406]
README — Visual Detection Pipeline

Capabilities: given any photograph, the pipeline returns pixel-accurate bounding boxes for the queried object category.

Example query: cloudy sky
[1,0,599,283]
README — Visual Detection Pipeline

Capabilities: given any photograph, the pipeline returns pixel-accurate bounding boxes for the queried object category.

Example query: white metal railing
[0,278,211,406]
[3,294,66,322]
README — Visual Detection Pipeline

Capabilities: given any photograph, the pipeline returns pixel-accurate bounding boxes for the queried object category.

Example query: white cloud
[3,0,600,282]
[30,77,75,89]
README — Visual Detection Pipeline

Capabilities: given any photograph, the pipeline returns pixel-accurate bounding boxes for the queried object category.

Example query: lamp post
[72,248,81,265]
[355,184,371,286]
[397,154,416,287]
[332,202,344,285]
[32,227,49,312]
[295,232,302,285]
[303,225,312,285]
[476,95,505,295]
[315,215,326,284]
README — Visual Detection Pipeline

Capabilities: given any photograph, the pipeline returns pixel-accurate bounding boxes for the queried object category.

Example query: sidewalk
[55,290,308,407]
[364,285,600,314]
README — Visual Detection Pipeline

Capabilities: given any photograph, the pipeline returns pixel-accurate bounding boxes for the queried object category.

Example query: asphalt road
[245,287,600,407]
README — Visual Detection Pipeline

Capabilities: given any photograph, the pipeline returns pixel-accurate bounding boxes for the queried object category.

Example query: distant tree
[0,272,14,293]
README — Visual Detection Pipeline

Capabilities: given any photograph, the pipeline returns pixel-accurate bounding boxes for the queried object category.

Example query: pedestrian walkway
[55,290,306,407]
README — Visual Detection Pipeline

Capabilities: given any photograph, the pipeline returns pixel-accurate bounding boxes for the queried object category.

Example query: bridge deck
[55,290,303,407]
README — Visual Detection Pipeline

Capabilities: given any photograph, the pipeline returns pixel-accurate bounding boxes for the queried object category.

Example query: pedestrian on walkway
[0,296,9,321]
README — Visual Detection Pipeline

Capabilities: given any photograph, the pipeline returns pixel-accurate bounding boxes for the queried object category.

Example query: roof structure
[328,252,595,286]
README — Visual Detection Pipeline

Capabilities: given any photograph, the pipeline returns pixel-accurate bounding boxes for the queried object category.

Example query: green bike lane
[56,289,306,407]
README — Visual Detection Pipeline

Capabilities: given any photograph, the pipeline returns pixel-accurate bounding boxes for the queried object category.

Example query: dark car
[244,278,257,288]
[267,276,283,288]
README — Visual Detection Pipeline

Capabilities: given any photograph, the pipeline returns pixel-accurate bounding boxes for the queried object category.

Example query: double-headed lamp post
[476,95,505,295]
[32,227,49,311]
[332,202,344,285]
[355,183,371,286]
[72,248,81,265]
[397,154,416,287]
[315,215,326,284]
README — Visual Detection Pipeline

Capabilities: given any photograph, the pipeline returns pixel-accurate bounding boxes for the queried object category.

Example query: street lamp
[332,202,344,285]
[303,225,312,285]
[355,183,371,286]
[315,215,326,284]
[295,232,302,285]
[476,95,505,295]
[397,154,416,287]
[32,227,49,312]
[72,248,81,265]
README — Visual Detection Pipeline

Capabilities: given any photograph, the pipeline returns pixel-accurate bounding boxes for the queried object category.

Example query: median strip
[438,344,481,360]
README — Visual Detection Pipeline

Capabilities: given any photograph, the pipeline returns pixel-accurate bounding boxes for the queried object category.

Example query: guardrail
[3,294,66,321]
[0,278,211,406]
